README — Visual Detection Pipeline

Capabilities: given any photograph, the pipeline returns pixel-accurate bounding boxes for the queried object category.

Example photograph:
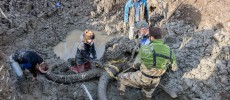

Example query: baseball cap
[134,20,149,32]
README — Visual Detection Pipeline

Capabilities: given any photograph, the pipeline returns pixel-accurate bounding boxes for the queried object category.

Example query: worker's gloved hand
[32,76,36,81]
[148,19,151,25]
[128,63,139,69]
[134,45,140,52]
[135,34,139,39]
[93,59,103,68]
[171,65,177,71]
[128,63,133,67]
[92,56,97,60]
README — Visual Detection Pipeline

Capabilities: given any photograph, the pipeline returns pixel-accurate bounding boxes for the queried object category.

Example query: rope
[108,64,120,72]
[103,59,127,80]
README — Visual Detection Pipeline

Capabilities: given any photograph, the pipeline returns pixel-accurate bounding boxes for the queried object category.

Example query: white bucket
[9,55,23,78]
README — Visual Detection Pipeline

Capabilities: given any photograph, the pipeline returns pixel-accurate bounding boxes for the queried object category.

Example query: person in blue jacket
[10,50,48,81]
[135,20,150,46]
[124,0,149,40]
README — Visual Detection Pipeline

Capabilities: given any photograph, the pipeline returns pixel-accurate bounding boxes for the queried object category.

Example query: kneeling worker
[118,27,177,100]
[70,30,97,73]
[9,50,48,81]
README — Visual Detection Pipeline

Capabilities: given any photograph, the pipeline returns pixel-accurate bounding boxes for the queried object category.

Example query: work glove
[171,64,178,71]
[135,33,139,39]
[92,59,103,68]
[134,45,140,52]
[128,63,139,70]
[148,20,151,26]
[32,76,37,81]
[92,56,97,60]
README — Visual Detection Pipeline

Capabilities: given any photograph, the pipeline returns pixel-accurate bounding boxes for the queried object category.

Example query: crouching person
[118,27,177,100]
[70,30,97,73]
[9,50,48,81]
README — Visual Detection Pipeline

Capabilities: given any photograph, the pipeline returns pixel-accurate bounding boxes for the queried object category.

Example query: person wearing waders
[9,50,48,81]
[70,30,97,73]
[118,27,177,100]
[124,0,149,40]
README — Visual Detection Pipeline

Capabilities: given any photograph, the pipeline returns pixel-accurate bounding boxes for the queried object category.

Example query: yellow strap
[103,59,125,80]
[104,67,118,80]
[110,59,126,64]
[108,64,120,72]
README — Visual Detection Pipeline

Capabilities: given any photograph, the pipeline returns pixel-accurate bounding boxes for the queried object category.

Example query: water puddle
[53,29,114,60]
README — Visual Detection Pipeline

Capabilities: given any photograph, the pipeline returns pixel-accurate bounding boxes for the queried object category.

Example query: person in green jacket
[118,27,177,100]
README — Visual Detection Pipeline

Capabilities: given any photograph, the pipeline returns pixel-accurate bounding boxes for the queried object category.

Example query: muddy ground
[0,0,230,100]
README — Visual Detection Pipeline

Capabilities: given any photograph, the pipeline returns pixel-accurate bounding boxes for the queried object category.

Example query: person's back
[13,50,43,67]
[139,39,176,77]
[10,50,48,81]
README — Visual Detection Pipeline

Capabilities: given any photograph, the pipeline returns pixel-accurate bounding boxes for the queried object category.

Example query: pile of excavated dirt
[0,0,230,100]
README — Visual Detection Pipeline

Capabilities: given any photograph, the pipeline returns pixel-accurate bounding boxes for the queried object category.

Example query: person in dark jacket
[70,30,97,73]
[10,50,48,81]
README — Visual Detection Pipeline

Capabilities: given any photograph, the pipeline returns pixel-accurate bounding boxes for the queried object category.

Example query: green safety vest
[139,39,175,69]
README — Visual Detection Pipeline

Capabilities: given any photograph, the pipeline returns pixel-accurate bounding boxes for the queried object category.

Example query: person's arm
[91,43,97,59]
[132,53,142,69]
[124,1,130,23]
[171,51,177,71]
[143,0,149,23]
[29,65,37,81]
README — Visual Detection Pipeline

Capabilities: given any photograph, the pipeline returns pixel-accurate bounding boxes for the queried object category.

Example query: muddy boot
[141,91,152,100]
[70,65,84,73]
[117,80,126,96]
[119,91,125,100]
[84,61,91,70]
[67,58,76,66]
[118,85,125,100]
[143,96,151,100]
[118,82,126,91]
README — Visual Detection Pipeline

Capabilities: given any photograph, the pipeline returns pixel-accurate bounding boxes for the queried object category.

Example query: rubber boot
[141,91,152,100]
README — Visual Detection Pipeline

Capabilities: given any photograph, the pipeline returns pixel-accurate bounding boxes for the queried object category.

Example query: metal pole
[81,84,93,100]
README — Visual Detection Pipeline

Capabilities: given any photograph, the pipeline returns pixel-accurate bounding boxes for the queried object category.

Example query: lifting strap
[150,44,173,67]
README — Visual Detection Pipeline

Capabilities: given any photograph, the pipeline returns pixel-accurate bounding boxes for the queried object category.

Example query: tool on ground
[81,84,93,100]
[0,8,8,19]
